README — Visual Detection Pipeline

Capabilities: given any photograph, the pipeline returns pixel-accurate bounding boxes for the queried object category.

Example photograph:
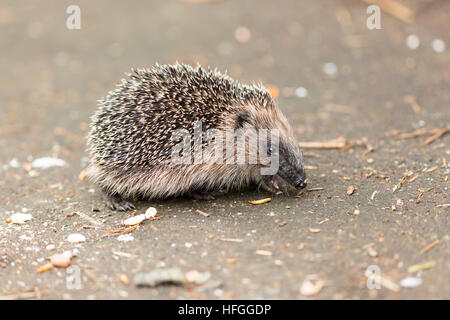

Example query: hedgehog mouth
[263,175,280,191]
[263,173,307,191]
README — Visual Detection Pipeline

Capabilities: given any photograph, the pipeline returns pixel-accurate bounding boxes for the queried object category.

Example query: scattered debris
[196,209,209,217]
[134,268,185,287]
[185,270,211,285]
[50,254,71,268]
[112,251,138,259]
[399,276,422,288]
[323,62,338,76]
[307,187,324,192]
[7,213,32,225]
[31,157,67,169]
[309,228,321,233]
[346,185,355,195]
[248,198,271,205]
[119,274,130,286]
[407,261,435,273]
[36,263,53,273]
[72,211,102,226]
[393,170,413,192]
[299,137,346,149]
[405,35,420,50]
[102,224,137,238]
[367,247,378,257]
[67,233,86,243]
[403,95,421,113]
[436,203,450,208]
[78,169,87,181]
[123,214,147,226]
[219,238,243,243]
[395,126,449,146]
[117,234,135,242]
[255,250,272,256]
[145,207,157,218]
[432,39,446,53]
[295,87,308,98]
[416,187,433,203]
[299,278,324,297]
[423,166,438,173]
[419,240,439,255]
[370,190,378,200]
[379,277,401,292]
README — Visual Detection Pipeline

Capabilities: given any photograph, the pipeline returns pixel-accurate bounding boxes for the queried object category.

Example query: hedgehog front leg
[103,189,136,211]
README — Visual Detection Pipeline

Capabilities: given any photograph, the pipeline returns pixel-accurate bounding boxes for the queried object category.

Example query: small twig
[307,187,325,192]
[299,137,346,149]
[196,209,210,217]
[419,240,439,255]
[73,211,102,226]
[219,238,243,243]
[393,170,413,192]
[420,127,450,146]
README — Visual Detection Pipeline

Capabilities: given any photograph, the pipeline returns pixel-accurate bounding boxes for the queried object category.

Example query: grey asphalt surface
[0,0,449,299]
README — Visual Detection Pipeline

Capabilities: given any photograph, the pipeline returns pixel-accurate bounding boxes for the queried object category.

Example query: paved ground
[0,0,449,299]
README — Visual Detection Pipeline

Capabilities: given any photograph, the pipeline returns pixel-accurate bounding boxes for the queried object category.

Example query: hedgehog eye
[267,146,273,155]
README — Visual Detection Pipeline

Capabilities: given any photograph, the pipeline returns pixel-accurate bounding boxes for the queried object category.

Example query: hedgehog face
[235,107,306,191]
[264,138,306,191]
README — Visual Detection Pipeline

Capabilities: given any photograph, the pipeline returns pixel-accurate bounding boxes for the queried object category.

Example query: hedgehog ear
[235,111,253,129]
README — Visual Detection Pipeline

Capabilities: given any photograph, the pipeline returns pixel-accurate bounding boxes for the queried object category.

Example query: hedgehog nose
[295,180,306,190]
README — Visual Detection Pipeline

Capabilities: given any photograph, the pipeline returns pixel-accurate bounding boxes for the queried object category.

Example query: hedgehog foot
[105,192,136,211]
[190,190,227,201]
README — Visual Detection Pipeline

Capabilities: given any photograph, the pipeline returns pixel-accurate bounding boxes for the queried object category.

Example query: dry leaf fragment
[347,186,355,195]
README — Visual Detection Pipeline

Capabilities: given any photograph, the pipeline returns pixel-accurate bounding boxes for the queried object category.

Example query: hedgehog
[86,63,306,211]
